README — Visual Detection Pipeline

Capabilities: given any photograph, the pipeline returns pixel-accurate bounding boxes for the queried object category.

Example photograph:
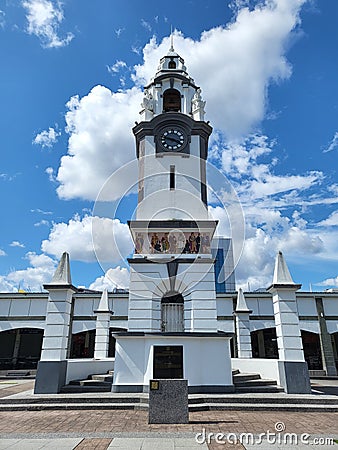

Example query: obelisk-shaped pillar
[267,251,311,394]
[34,252,76,394]
[94,289,113,359]
[234,288,252,358]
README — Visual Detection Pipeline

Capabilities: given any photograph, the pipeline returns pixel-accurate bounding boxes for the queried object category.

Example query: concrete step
[188,402,338,412]
[0,395,144,405]
[234,378,277,388]
[233,373,261,383]
[91,374,113,382]
[0,400,336,412]
[69,380,112,387]
[235,385,284,393]
[0,402,138,411]
[60,384,112,393]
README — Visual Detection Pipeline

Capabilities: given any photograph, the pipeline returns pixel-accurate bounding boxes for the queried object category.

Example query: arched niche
[163,88,181,112]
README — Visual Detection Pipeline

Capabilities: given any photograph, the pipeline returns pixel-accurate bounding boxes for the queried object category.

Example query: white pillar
[35,252,76,394]
[234,288,252,358]
[267,251,311,393]
[94,289,113,359]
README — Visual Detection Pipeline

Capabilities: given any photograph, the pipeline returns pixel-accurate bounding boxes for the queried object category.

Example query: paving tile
[42,438,83,449]
[174,438,208,448]
[0,440,20,450]
[108,438,143,449]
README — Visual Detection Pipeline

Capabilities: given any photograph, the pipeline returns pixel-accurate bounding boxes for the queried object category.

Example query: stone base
[34,360,68,394]
[112,333,233,393]
[278,361,311,394]
[149,379,189,424]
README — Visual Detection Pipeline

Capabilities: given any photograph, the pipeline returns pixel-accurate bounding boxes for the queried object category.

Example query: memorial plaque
[153,345,183,379]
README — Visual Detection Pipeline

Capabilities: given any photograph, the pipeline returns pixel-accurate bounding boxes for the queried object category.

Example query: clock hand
[167,136,181,144]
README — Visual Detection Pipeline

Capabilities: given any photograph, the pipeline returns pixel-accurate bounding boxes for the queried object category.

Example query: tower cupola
[139,38,206,121]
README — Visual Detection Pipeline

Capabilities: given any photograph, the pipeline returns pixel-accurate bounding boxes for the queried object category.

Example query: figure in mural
[169,233,177,253]
[189,232,197,253]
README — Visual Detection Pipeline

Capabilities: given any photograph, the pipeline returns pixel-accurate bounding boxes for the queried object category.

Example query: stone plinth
[148,379,188,424]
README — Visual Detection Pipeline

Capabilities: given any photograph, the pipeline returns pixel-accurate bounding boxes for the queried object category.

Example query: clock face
[160,129,185,151]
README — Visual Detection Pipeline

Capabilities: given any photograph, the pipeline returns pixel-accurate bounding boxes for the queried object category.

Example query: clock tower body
[133,47,211,222]
[112,45,233,394]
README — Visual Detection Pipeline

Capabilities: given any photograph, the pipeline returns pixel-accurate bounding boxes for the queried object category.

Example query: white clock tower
[112,42,233,393]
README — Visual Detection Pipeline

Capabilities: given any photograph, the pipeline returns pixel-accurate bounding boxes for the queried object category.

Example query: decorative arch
[251,327,278,359]
[0,327,44,370]
[301,330,322,370]
[70,329,95,359]
[163,88,181,112]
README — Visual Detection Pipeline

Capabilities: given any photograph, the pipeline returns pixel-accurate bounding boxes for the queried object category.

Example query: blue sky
[0,0,337,292]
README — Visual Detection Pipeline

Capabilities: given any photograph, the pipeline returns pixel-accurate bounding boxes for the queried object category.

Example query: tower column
[315,297,337,376]
[34,252,76,394]
[267,251,311,394]
[234,288,252,358]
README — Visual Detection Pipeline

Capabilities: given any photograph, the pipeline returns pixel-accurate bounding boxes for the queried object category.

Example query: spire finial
[272,250,295,284]
[170,26,174,52]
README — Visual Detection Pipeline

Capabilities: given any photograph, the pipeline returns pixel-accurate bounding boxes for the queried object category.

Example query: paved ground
[0,379,337,449]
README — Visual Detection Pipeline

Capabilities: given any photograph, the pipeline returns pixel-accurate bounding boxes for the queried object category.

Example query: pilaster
[34,252,77,394]
[267,251,311,393]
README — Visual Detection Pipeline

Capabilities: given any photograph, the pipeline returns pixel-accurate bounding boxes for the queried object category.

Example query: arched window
[161,292,184,332]
[0,328,43,370]
[168,60,176,69]
[163,89,181,112]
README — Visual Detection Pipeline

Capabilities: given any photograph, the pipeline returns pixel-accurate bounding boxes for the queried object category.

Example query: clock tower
[112,42,233,393]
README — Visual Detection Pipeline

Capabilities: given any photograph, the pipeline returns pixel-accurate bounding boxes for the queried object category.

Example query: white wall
[66,358,115,384]
[113,335,233,388]
[231,357,280,384]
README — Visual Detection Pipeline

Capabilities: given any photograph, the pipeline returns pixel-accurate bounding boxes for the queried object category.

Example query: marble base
[34,360,67,394]
[148,379,189,424]
[278,360,311,394]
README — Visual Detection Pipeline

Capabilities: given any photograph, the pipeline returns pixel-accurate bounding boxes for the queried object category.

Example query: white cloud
[31,208,53,215]
[10,241,25,248]
[56,85,142,200]
[0,10,5,29]
[34,219,50,227]
[0,173,19,182]
[45,166,56,182]
[22,0,73,48]
[107,60,127,74]
[41,214,133,263]
[89,266,130,291]
[4,252,57,292]
[0,249,6,256]
[33,127,60,148]
[235,224,324,290]
[141,19,151,32]
[323,132,338,153]
[316,276,338,288]
[115,27,124,38]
